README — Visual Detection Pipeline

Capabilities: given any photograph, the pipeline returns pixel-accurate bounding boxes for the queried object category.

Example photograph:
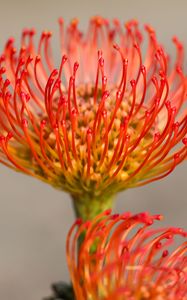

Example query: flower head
[0,18,187,216]
[67,211,187,300]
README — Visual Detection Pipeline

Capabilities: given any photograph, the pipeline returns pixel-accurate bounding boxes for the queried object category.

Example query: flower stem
[71,193,115,221]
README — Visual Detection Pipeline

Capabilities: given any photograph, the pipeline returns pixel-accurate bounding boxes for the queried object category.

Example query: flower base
[44,282,75,300]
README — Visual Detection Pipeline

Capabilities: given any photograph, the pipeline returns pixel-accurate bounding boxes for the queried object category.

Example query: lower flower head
[67,211,187,300]
[0,18,187,202]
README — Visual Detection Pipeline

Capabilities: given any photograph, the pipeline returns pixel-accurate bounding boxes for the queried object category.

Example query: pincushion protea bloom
[0,17,187,219]
[67,211,187,300]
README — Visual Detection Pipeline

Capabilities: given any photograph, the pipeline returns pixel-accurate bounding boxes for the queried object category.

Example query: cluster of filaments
[67,211,187,300]
[0,17,187,195]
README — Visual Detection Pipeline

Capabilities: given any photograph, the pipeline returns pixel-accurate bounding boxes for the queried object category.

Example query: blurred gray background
[0,0,186,299]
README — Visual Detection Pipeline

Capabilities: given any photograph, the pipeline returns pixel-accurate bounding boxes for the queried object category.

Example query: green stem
[71,193,115,221]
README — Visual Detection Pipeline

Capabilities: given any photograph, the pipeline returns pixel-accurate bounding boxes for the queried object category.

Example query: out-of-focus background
[0,0,186,299]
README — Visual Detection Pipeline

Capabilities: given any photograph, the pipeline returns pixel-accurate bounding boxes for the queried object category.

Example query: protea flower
[67,210,187,300]
[0,17,187,219]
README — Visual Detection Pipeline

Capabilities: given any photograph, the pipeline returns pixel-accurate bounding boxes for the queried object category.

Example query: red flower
[0,17,187,219]
[67,210,187,299]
